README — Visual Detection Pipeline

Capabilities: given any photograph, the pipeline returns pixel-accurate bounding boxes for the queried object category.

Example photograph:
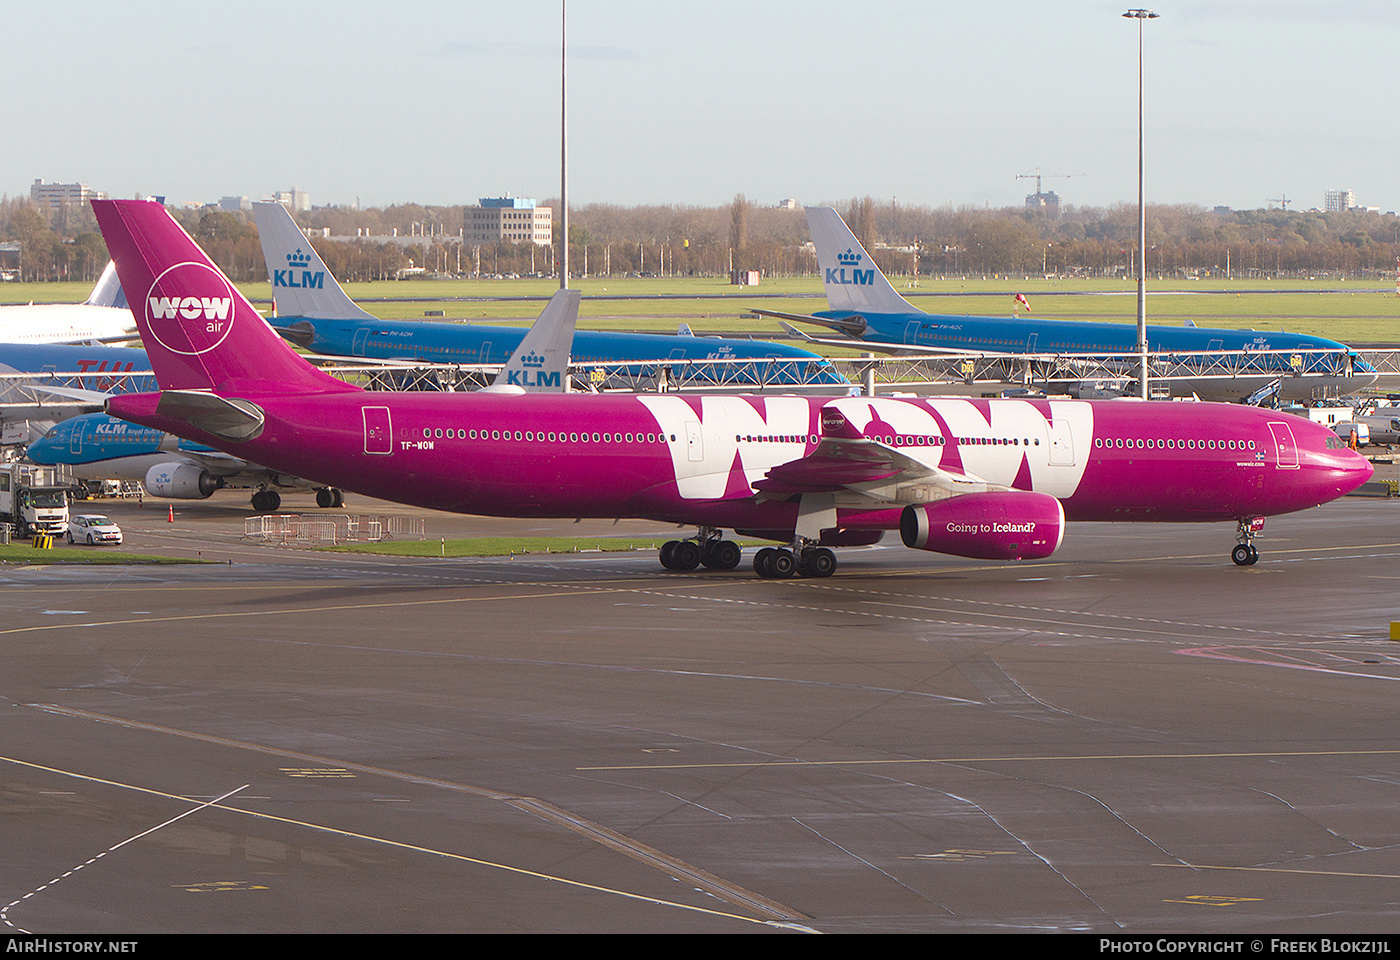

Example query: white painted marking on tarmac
[2,782,248,934]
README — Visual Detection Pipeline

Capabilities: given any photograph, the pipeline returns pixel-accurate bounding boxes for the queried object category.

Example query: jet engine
[144,462,222,499]
[900,491,1064,561]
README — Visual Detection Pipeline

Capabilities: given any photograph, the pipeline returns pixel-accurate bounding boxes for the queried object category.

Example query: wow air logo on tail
[144,261,237,356]
[273,248,325,290]
[826,248,875,287]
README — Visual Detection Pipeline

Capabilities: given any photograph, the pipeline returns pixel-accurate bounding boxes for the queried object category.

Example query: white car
[66,514,123,546]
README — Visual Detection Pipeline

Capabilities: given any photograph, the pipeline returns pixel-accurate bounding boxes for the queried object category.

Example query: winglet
[481,289,581,394]
[252,201,376,322]
[806,207,919,315]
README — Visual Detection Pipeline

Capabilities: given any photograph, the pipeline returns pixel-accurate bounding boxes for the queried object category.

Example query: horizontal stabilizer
[752,308,868,339]
[152,390,265,442]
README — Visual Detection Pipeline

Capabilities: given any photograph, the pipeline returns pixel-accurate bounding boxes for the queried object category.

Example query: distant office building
[30,179,106,206]
[1025,190,1061,219]
[1325,189,1357,212]
[272,188,311,213]
[464,197,552,246]
[776,198,799,210]
[219,196,252,212]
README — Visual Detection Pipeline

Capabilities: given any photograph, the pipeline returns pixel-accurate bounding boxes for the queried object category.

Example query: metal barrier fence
[4,347,1391,404]
[242,514,424,545]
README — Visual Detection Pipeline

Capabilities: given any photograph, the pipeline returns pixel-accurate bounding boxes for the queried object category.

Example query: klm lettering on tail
[825,248,874,286]
[273,249,325,290]
[506,370,562,388]
[148,296,233,321]
[272,269,326,289]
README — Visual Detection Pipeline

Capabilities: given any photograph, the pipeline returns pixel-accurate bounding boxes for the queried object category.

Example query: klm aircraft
[253,202,846,389]
[0,342,155,446]
[756,207,1374,401]
[28,411,335,511]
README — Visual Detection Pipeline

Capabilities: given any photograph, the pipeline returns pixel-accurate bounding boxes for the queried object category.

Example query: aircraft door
[69,419,86,456]
[904,321,920,345]
[685,421,703,462]
[1047,420,1075,466]
[352,328,369,357]
[1267,421,1299,469]
[1026,333,1038,352]
[479,342,491,364]
[363,406,393,456]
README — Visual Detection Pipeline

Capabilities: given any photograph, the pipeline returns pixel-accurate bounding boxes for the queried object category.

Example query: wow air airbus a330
[757,207,1375,401]
[94,199,1369,576]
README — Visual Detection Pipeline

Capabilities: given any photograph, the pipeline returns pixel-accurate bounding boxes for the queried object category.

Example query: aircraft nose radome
[1343,451,1375,494]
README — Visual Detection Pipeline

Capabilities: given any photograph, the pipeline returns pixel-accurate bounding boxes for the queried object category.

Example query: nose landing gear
[1232,517,1264,566]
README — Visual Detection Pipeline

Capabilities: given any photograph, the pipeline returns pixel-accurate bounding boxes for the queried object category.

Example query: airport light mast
[1124,8,1158,400]
[560,0,569,291]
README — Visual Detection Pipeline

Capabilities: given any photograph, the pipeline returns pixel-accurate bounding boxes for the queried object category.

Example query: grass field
[6,274,1400,343]
[0,544,203,564]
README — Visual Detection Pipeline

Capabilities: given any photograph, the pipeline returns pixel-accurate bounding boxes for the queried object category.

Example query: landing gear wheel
[316,487,334,508]
[659,540,679,569]
[252,490,282,513]
[709,539,741,570]
[754,547,776,578]
[670,540,701,571]
[768,549,796,579]
[805,547,837,578]
[331,488,344,508]
[1231,543,1255,566]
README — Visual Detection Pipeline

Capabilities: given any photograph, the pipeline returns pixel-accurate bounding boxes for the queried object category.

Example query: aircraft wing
[754,435,997,505]
[755,311,1019,358]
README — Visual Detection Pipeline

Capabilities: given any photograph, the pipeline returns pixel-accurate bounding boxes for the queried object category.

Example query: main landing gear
[1231,517,1264,566]
[753,543,837,579]
[656,528,839,579]
[659,526,742,571]
[316,487,345,509]
[251,489,281,513]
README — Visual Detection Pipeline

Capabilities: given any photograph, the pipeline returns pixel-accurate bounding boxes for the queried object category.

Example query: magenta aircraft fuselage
[92,200,1371,577]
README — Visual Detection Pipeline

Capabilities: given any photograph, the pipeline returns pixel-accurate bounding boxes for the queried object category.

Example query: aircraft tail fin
[482,289,581,394]
[85,260,129,309]
[91,199,355,395]
[252,201,376,322]
[806,207,920,315]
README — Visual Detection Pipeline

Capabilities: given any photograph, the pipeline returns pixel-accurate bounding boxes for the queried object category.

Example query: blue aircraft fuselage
[28,413,213,467]
[269,315,849,385]
[822,308,1366,371]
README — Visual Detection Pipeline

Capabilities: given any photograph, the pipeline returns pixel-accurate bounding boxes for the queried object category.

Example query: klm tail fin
[482,289,580,394]
[92,199,354,395]
[252,201,375,322]
[806,207,919,315]
[85,261,129,309]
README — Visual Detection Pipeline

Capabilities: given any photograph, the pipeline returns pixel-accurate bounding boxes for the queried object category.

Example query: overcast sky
[7,1,1395,214]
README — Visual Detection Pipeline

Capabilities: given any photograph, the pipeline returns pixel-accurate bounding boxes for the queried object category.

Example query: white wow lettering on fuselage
[638,395,813,499]
[825,397,1094,498]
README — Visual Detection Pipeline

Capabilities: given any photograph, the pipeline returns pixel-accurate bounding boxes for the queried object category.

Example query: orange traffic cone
[167,505,174,522]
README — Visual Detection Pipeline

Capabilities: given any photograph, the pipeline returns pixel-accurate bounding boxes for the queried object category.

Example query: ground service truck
[0,463,70,539]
